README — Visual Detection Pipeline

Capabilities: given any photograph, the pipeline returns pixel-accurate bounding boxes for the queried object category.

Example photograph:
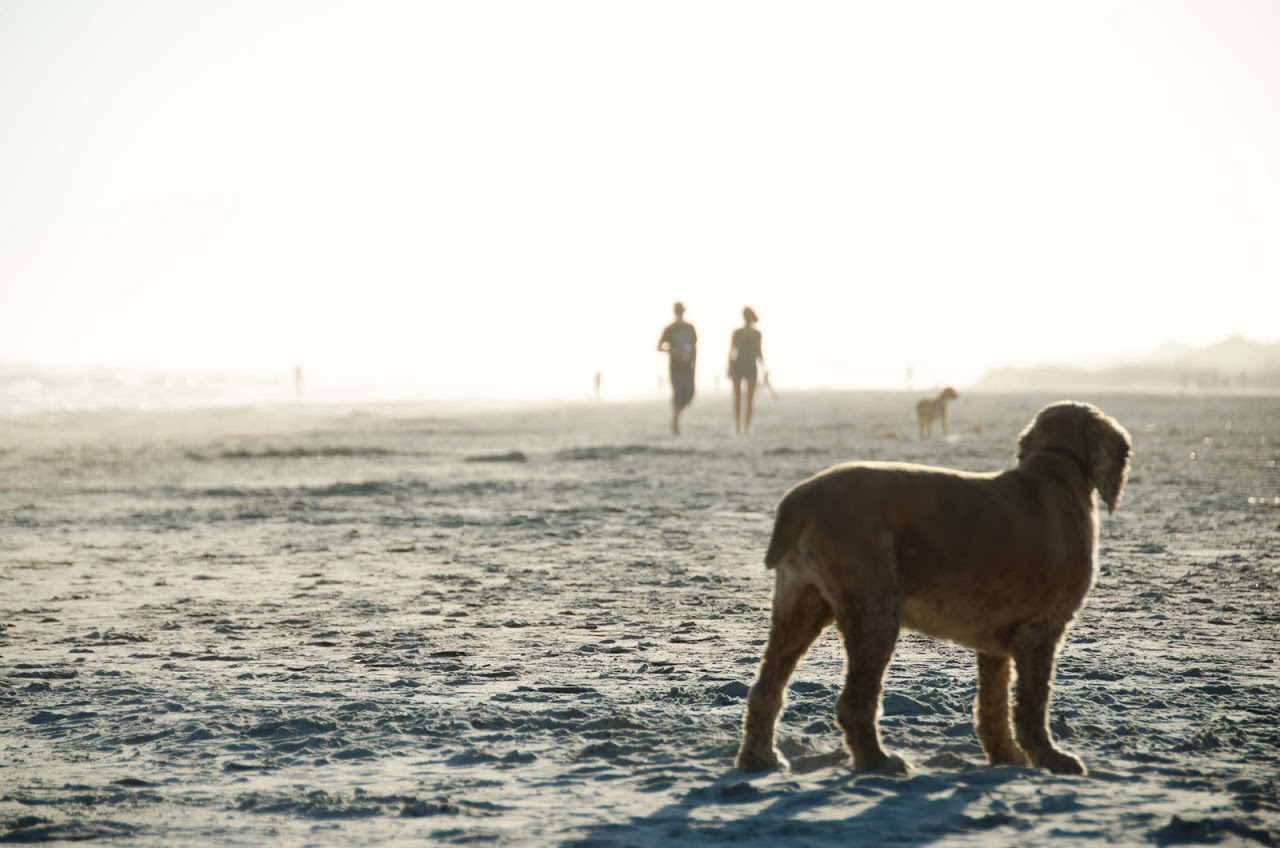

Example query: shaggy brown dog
[736,401,1131,776]
[916,387,958,439]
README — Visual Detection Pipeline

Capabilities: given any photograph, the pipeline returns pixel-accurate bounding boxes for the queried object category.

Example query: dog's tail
[764,495,805,569]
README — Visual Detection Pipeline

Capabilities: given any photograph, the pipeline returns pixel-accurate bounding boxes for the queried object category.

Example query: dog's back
[765,462,986,566]
[761,459,1099,651]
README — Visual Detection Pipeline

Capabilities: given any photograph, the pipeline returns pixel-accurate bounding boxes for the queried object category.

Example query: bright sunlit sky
[2,1,1278,399]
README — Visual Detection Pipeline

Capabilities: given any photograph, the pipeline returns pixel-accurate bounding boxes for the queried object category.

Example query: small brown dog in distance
[736,401,1131,776]
[916,387,958,439]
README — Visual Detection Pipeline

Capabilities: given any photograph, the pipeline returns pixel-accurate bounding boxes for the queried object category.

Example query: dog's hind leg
[1011,623,1085,775]
[833,594,901,771]
[736,570,833,772]
[974,652,1030,766]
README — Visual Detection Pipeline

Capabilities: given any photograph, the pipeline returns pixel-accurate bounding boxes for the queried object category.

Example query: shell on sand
[1,391,1277,845]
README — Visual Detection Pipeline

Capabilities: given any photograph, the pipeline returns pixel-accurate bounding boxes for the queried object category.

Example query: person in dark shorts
[657,301,697,435]
[727,306,764,434]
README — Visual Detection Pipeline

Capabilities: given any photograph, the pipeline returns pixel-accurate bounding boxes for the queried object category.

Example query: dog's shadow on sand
[566,753,1042,847]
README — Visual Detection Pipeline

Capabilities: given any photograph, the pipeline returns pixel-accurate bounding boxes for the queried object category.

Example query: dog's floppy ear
[1088,410,1132,514]
[1019,401,1133,514]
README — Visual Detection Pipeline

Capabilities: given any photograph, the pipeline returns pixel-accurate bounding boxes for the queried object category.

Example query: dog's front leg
[974,652,1030,766]
[736,575,832,772]
[1011,623,1085,775]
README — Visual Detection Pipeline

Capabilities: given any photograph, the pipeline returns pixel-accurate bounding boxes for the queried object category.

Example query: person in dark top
[657,301,697,435]
[728,306,764,434]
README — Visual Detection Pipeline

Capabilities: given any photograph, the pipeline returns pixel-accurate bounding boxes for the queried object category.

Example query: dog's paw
[987,748,1032,767]
[881,753,911,775]
[1039,749,1086,776]
[735,747,785,773]
[852,751,910,774]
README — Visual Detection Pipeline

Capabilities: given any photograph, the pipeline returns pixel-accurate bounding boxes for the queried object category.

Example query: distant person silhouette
[657,301,697,435]
[728,306,764,434]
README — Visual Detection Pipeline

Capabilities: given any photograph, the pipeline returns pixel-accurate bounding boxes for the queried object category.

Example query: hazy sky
[3,1,1278,398]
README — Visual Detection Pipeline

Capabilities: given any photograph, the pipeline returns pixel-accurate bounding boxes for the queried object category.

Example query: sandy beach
[2,390,1277,846]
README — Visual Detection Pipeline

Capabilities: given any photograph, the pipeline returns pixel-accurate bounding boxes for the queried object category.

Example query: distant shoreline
[4,384,1278,421]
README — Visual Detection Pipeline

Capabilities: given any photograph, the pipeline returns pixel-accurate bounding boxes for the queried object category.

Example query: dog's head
[941,387,958,401]
[1017,401,1132,513]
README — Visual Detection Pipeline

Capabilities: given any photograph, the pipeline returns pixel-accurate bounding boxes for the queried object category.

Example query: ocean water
[0,363,296,413]
[0,363,648,413]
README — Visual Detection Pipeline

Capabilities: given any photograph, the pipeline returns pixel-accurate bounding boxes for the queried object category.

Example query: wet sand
[1,391,1277,845]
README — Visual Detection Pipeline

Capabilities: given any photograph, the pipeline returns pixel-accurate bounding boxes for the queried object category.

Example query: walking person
[728,306,764,434]
[657,301,697,435]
